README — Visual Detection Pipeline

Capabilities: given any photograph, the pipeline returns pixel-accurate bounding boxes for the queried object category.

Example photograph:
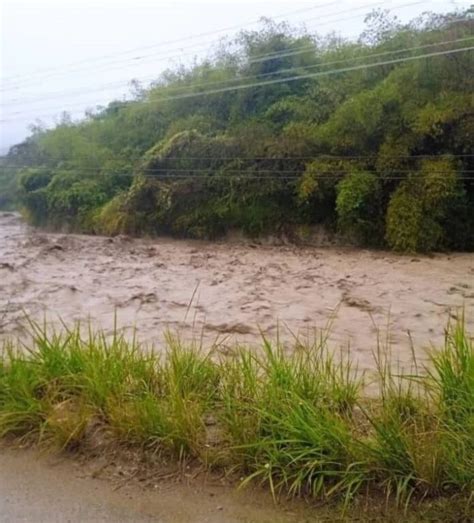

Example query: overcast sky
[0,0,470,153]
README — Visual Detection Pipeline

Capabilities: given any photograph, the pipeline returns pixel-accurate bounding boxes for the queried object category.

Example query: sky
[0,0,470,153]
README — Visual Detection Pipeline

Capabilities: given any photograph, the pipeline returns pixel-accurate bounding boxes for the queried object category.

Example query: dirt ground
[0,448,315,523]
[1,212,473,371]
[1,446,466,523]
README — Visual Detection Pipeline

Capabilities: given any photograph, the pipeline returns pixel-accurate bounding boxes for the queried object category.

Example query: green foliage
[386,181,426,252]
[0,160,18,210]
[336,171,383,245]
[19,167,53,192]
[96,176,162,235]
[386,159,469,252]
[297,159,340,225]
[0,317,472,511]
[7,9,473,251]
[45,175,108,229]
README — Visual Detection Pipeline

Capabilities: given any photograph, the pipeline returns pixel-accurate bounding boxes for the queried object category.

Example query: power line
[130,46,474,104]
[3,165,473,175]
[5,169,474,175]
[8,174,474,181]
[2,44,472,123]
[0,1,341,85]
[7,171,474,179]
[119,175,474,180]
[1,0,430,91]
[3,154,473,167]
[4,35,472,109]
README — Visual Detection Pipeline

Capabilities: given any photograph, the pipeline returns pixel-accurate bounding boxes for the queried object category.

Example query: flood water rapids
[1,212,473,371]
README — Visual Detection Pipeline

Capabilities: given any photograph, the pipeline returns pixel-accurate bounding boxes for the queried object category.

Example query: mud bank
[0,212,472,370]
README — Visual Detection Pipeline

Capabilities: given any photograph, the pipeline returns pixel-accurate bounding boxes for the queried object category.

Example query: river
[1,212,473,371]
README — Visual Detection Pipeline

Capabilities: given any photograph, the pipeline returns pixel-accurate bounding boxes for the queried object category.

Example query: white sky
[0,0,470,152]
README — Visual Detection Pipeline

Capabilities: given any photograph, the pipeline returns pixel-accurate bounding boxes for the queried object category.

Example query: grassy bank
[0,319,472,517]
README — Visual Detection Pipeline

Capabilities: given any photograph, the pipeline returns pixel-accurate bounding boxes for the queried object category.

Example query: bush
[0,168,18,210]
[386,160,468,252]
[386,181,428,252]
[21,188,49,226]
[19,168,53,193]
[45,175,109,230]
[336,171,383,245]
[297,160,340,225]
[95,176,163,236]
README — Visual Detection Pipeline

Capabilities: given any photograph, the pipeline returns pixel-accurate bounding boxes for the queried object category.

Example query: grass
[0,317,473,518]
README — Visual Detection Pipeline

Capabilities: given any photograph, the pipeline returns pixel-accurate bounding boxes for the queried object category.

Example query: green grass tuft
[0,317,472,515]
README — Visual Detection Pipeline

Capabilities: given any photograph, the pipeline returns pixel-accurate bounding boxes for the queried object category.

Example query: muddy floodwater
[0,212,473,370]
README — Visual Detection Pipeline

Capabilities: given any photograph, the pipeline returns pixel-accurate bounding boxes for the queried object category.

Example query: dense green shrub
[21,188,49,226]
[19,168,54,193]
[385,180,431,252]
[0,175,17,210]
[45,175,109,229]
[336,171,383,245]
[96,176,163,235]
[297,160,340,226]
[386,160,468,252]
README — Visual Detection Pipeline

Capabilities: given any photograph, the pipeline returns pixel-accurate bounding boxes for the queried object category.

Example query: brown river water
[0,212,473,371]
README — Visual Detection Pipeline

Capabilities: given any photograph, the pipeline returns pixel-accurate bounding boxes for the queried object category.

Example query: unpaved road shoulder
[0,449,308,523]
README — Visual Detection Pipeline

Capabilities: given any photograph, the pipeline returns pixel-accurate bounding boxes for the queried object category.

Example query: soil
[0,447,317,523]
[1,446,467,522]
[1,212,473,371]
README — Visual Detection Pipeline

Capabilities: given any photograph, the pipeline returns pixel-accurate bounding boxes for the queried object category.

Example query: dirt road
[1,212,473,370]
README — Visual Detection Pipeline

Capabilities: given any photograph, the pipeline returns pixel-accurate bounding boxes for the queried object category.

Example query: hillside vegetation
[0,158,17,210]
[3,9,473,251]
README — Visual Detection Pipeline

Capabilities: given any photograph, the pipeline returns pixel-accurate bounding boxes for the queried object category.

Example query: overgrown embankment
[3,9,474,251]
[1,319,472,518]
